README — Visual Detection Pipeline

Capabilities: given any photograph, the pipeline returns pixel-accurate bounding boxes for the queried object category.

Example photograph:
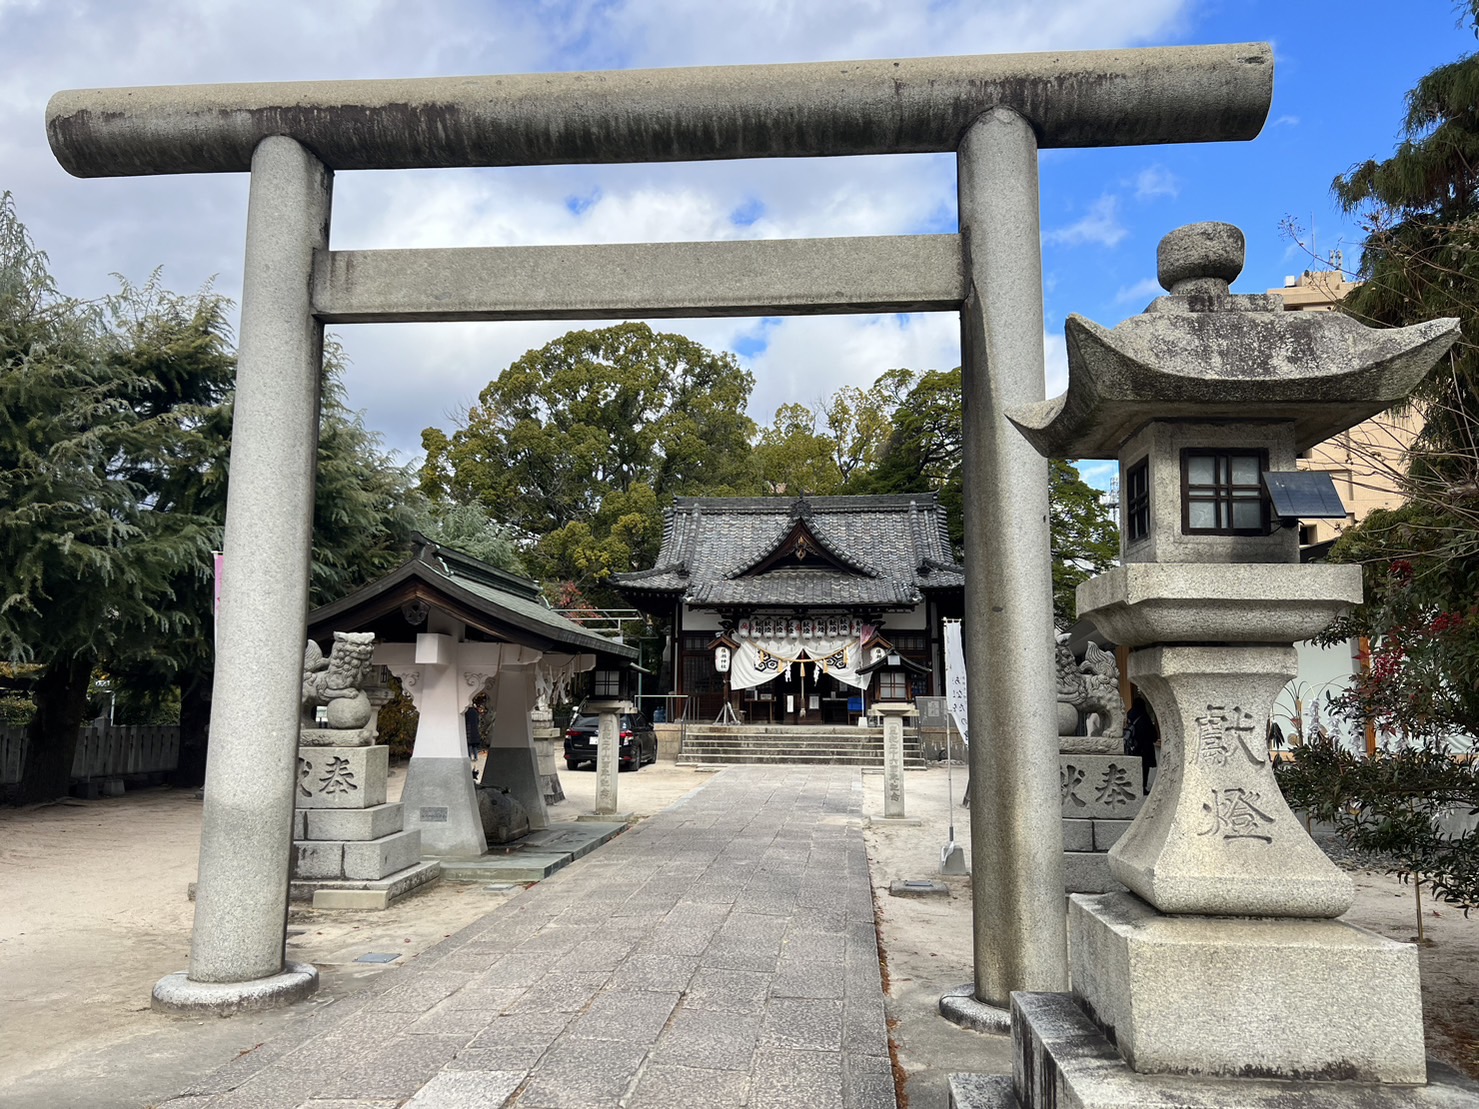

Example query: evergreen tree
[0,196,219,802]
[1047,458,1120,626]
[1,195,426,798]
[120,339,423,786]
[414,502,527,575]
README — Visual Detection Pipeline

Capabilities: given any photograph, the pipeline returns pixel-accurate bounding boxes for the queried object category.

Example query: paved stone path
[162,766,895,1108]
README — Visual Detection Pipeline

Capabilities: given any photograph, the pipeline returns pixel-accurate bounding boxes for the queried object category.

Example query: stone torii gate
[47,45,1272,1013]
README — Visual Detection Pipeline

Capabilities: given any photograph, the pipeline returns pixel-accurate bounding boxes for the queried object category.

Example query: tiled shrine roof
[307,534,637,660]
[614,494,963,610]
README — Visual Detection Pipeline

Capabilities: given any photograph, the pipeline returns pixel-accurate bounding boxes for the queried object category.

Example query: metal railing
[552,607,645,643]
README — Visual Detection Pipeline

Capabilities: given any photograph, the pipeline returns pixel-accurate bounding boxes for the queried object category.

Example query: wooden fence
[0,725,181,786]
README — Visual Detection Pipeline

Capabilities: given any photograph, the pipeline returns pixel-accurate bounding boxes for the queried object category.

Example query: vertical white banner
[943,618,969,746]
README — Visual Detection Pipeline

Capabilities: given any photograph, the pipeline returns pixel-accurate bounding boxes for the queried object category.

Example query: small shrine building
[614,494,964,724]
[305,534,637,855]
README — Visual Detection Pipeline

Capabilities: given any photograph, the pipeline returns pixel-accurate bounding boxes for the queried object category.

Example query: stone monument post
[529,701,566,805]
[873,701,918,820]
[152,135,327,1014]
[585,699,631,819]
[960,222,1472,1107]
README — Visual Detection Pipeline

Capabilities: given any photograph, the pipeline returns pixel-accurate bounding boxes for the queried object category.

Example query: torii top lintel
[47,43,1271,178]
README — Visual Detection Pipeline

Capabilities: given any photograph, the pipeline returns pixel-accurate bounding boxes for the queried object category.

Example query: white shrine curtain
[729,635,868,691]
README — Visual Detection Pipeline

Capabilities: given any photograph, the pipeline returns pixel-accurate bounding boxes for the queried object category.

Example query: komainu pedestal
[1057,640,1142,893]
[290,636,439,909]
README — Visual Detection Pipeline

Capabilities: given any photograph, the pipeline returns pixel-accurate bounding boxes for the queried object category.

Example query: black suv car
[563,711,657,771]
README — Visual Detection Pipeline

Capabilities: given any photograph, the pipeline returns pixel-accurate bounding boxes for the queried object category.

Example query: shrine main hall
[614,494,964,725]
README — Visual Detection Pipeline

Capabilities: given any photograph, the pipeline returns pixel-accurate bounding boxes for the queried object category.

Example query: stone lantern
[585,665,635,820]
[979,222,1470,1105]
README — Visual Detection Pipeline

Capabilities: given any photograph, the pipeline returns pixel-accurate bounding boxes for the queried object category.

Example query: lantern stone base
[401,755,488,857]
[1072,892,1427,1084]
[481,745,550,831]
[947,993,1479,1109]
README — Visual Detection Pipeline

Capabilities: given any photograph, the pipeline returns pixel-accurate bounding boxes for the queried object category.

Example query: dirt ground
[1,760,1475,1108]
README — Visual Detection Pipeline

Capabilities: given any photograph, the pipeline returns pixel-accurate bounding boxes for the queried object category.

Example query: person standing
[1124,693,1159,794]
[464,693,486,771]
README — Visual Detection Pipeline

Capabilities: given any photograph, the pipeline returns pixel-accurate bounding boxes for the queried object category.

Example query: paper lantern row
[735,616,864,640]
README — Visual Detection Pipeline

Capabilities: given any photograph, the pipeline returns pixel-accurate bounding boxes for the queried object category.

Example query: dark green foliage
[1048,458,1121,625]
[862,368,964,543]
[413,502,527,576]
[0,195,426,799]
[1277,739,1479,939]
[0,205,219,668]
[751,403,844,495]
[0,196,224,800]
[375,673,419,760]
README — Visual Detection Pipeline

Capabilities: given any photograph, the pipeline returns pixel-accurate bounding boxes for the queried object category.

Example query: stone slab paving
[161,766,895,1109]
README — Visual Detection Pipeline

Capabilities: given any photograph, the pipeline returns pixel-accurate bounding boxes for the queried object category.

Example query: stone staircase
[677,724,930,768]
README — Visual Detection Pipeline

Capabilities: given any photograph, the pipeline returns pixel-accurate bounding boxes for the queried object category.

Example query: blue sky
[3,0,1475,491]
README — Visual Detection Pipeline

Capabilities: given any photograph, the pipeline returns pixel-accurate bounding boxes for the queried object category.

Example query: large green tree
[1318,16,1479,742]
[1,195,427,798]
[752,403,845,495]
[0,196,220,802]
[750,372,908,495]
[1047,458,1121,625]
[862,368,966,541]
[124,339,425,786]
[421,323,757,594]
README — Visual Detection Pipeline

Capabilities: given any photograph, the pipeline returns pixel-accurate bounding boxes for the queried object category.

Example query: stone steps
[679,753,931,768]
[677,731,929,768]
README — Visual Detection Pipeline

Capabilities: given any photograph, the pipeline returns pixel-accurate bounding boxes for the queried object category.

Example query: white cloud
[1114,277,1163,305]
[1132,165,1179,201]
[1273,114,1300,127]
[1044,195,1128,248]
[745,313,961,424]
[1074,460,1118,494]
[1043,330,1068,397]
[3,0,1200,460]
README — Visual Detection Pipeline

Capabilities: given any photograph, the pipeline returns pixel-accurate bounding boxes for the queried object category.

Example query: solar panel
[1261,471,1348,519]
